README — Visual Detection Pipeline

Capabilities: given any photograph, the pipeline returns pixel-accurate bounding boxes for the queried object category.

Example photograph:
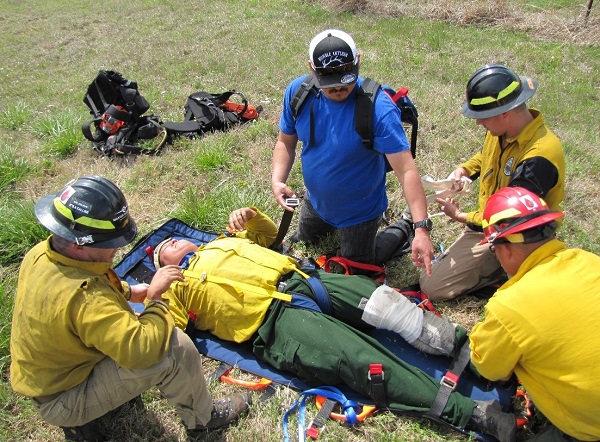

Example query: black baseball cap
[309,29,359,89]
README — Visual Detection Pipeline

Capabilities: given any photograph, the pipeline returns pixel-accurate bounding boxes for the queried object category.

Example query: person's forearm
[400,167,429,222]
[271,140,294,186]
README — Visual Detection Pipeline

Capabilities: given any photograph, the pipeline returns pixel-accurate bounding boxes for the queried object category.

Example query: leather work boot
[187,393,251,439]
[469,400,516,442]
[61,418,105,441]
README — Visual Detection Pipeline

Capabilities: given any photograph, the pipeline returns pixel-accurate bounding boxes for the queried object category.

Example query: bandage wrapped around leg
[361,285,424,343]
[411,310,457,357]
[361,285,457,357]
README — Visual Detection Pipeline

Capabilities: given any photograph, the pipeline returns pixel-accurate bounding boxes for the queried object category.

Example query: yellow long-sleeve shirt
[459,109,564,228]
[10,238,174,398]
[163,209,300,342]
[470,239,600,440]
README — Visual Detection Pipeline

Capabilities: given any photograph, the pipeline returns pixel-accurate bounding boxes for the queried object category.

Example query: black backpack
[162,90,262,139]
[290,75,419,171]
[82,70,166,156]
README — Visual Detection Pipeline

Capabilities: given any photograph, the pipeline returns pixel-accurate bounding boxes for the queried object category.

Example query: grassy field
[1,0,598,440]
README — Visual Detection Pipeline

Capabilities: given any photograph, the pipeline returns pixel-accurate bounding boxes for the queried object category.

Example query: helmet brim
[462,75,537,119]
[496,211,564,242]
[34,193,137,249]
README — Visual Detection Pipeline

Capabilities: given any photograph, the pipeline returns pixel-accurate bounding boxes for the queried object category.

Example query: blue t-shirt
[279,75,409,227]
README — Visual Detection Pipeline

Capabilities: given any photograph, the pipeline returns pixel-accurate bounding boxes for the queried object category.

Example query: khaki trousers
[34,328,213,429]
[419,227,506,300]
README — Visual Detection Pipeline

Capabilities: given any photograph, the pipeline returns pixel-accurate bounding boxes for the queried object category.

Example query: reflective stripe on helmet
[53,198,116,230]
[481,206,523,229]
[470,80,520,106]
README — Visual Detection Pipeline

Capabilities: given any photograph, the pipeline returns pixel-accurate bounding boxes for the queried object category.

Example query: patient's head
[154,238,199,269]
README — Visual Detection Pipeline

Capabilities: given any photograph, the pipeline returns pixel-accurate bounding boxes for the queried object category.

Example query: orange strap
[221,101,260,119]
[218,366,273,391]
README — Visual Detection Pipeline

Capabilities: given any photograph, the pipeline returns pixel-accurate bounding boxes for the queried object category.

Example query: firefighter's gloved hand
[361,285,423,343]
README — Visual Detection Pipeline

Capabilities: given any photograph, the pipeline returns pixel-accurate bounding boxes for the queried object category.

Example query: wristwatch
[413,218,433,232]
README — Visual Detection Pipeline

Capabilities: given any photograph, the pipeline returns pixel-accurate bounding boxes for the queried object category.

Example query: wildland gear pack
[290,75,419,171]
[162,90,262,140]
[82,70,166,156]
[82,71,262,156]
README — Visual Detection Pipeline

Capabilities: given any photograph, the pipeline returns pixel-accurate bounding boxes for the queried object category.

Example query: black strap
[368,364,386,409]
[83,93,102,118]
[290,75,318,120]
[93,80,110,116]
[82,119,105,142]
[308,99,316,147]
[427,339,472,418]
[270,209,294,250]
[355,78,379,149]
[258,384,278,403]
[359,78,419,161]
[161,120,203,134]
[104,104,132,122]
[306,398,336,439]
[207,361,233,383]
[402,102,418,159]
[185,96,219,128]
[290,75,320,148]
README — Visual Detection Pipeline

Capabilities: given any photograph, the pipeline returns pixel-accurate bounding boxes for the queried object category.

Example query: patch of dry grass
[316,0,600,45]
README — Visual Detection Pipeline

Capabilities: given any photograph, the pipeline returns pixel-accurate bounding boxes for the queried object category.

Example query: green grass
[0,101,30,131]
[31,112,84,157]
[0,0,598,440]
[0,198,48,266]
[0,144,36,192]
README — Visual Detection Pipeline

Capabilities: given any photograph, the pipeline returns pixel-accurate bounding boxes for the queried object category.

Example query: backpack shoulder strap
[290,75,319,121]
[289,75,321,147]
[185,93,219,127]
[355,77,380,150]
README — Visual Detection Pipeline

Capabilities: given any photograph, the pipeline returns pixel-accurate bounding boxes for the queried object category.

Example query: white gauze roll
[361,285,424,343]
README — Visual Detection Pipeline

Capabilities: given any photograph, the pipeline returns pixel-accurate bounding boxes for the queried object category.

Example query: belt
[33,391,62,404]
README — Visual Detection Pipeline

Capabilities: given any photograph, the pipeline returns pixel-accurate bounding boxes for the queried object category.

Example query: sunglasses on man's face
[314,62,355,77]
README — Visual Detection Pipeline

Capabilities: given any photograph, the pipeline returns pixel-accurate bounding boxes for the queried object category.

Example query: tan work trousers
[34,328,213,429]
[419,227,506,300]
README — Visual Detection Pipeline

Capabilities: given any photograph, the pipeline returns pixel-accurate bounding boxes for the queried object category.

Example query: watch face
[414,219,433,231]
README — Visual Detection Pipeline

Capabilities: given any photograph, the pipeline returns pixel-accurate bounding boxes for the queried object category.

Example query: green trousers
[253,272,474,428]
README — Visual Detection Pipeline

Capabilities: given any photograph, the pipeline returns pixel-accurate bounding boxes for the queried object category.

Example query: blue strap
[282,386,360,442]
[305,276,332,315]
[289,293,322,313]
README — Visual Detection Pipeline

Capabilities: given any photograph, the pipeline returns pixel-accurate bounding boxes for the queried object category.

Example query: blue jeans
[294,197,382,264]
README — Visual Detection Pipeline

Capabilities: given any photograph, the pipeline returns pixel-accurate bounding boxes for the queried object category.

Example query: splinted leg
[362,285,457,356]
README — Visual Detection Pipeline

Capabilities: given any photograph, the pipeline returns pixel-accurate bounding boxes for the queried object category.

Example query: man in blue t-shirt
[271,29,433,273]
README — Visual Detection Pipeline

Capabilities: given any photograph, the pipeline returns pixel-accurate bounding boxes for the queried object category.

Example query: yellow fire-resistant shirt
[459,109,565,228]
[470,239,600,440]
[10,237,174,398]
[162,209,300,342]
